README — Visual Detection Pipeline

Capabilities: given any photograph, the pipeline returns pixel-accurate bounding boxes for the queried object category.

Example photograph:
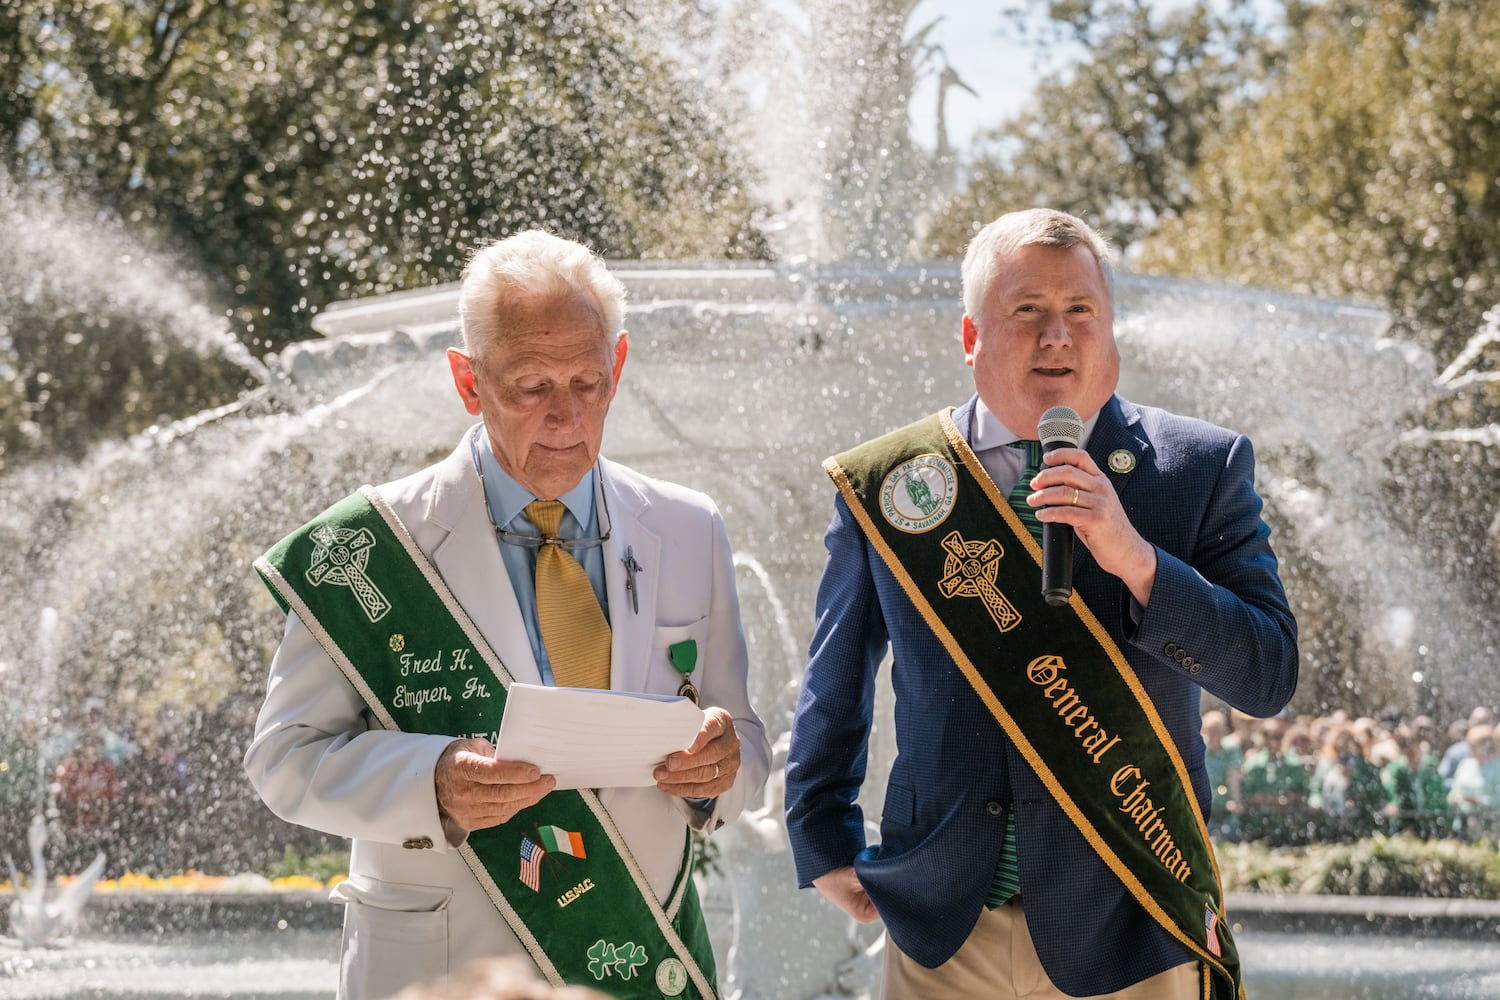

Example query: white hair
[458,230,625,370]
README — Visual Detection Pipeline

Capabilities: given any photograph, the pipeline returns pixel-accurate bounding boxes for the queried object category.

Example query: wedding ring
[1071,488,1080,506]
[713,763,721,779]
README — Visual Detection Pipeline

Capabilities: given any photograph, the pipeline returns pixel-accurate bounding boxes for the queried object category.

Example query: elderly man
[246,230,769,1000]
[784,208,1297,999]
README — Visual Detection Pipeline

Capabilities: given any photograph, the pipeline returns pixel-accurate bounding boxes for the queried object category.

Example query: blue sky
[907,2,1041,152]
[906,0,1212,151]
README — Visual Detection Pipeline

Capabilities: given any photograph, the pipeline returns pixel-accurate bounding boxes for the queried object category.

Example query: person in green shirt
[1240,717,1311,844]
[1381,728,1450,837]
[0,708,50,858]
[1308,726,1386,841]
[1201,709,1243,842]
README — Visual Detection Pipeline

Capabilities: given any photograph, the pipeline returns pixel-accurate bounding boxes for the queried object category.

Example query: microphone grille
[1038,406,1084,448]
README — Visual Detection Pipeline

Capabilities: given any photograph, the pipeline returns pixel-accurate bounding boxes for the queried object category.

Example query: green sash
[254,487,717,999]
[827,410,1241,1000]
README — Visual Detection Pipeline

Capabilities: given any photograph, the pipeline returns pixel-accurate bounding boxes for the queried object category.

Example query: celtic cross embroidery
[936,530,1021,632]
[306,524,391,622]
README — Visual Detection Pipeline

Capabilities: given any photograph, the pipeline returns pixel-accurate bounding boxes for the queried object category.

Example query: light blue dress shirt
[473,428,610,686]
[473,430,712,808]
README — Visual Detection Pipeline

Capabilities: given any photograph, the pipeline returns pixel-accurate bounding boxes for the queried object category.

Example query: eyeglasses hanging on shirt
[469,426,614,552]
[491,524,610,552]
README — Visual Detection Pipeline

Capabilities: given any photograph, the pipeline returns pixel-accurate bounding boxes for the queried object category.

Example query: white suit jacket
[244,433,771,999]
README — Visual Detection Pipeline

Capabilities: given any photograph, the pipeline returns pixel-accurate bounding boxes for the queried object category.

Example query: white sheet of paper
[493,683,706,790]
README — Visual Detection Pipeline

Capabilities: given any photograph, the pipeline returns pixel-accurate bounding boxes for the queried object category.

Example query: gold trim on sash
[936,414,1222,872]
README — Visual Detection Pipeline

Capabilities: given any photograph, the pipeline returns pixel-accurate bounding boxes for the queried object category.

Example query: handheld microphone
[1038,405,1084,606]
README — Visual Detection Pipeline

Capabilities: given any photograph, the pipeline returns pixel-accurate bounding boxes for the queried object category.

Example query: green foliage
[1141,0,1500,366]
[2,0,766,357]
[924,0,1281,255]
[261,845,351,883]
[1218,834,1500,898]
[1215,839,1304,893]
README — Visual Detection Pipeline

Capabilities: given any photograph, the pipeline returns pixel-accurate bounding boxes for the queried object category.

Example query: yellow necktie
[527,499,612,689]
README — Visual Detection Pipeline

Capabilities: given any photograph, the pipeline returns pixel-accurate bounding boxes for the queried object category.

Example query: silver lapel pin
[622,546,643,615]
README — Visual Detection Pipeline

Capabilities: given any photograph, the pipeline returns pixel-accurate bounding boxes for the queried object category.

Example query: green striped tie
[986,439,1042,908]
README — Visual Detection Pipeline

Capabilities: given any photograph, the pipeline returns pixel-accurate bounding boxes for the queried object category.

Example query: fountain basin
[9,888,1499,938]
[5,890,1500,1000]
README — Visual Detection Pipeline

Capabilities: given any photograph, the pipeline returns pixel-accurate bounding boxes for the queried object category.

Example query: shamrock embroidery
[586,939,649,981]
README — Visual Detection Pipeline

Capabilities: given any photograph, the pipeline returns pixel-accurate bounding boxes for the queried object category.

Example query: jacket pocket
[650,617,709,694]
[330,876,450,1000]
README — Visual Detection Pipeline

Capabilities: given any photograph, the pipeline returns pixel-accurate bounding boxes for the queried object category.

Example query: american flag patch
[1204,903,1222,957]
[519,836,546,892]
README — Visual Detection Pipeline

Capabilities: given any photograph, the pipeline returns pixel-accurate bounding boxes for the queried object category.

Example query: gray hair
[960,208,1115,320]
[458,230,626,370]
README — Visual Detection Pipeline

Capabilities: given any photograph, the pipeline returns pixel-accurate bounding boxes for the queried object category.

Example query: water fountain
[4,815,106,950]
[4,2,1499,997]
[287,262,1500,998]
[1,608,108,951]
[8,251,1497,997]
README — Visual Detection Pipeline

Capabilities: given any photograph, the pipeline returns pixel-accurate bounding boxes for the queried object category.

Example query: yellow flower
[271,875,325,891]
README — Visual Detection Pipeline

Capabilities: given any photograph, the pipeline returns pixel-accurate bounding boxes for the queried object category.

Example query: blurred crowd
[1,699,190,876]
[6,700,1499,877]
[1203,704,1500,845]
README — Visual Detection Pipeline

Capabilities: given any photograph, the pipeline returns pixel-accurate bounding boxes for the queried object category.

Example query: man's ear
[961,315,979,368]
[609,332,629,399]
[447,348,483,416]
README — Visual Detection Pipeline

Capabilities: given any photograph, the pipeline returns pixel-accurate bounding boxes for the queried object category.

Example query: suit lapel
[599,461,660,695]
[1088,395,1149,507]
[425,439,543,687]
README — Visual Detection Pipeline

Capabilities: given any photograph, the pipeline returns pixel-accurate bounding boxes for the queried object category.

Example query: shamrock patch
[586,939,648,982]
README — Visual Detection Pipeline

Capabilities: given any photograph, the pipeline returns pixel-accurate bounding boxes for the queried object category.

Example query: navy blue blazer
[784,394,1298,996]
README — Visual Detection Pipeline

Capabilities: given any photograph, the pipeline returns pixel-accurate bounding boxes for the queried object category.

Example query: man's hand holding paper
[434,737,556,832]
[655,705,741,799]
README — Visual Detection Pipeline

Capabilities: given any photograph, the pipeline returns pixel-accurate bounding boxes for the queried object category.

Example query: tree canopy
[930,0,1500,371]
[924,0,1280,255]
[0,0,766,465]
[1143,0,1500,366]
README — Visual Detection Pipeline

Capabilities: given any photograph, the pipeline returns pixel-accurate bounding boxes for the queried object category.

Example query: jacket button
[986,801,1002,816]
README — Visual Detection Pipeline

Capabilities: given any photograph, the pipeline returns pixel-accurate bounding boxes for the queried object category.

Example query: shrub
[1217,834,1500,898]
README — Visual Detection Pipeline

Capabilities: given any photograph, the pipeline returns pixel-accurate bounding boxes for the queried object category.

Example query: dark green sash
[828,411,1241,1000]
[254,487,717,999]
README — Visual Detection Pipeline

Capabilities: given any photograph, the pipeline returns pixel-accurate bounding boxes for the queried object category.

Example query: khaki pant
[882,899,1199,999]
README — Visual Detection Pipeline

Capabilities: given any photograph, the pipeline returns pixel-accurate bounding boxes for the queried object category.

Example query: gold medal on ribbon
[669,640,699,704]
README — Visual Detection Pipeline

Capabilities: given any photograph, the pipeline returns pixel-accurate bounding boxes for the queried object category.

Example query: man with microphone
[784,208,1298,998]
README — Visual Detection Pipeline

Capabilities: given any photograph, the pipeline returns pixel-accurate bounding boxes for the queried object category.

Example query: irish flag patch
[538,825,586,858]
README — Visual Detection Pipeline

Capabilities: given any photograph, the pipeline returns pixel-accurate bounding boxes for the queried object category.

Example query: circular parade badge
[655,957,688,996]
[878,454,958,533]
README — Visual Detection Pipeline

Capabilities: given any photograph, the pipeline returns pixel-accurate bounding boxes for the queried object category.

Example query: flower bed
[1,871,345,894]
